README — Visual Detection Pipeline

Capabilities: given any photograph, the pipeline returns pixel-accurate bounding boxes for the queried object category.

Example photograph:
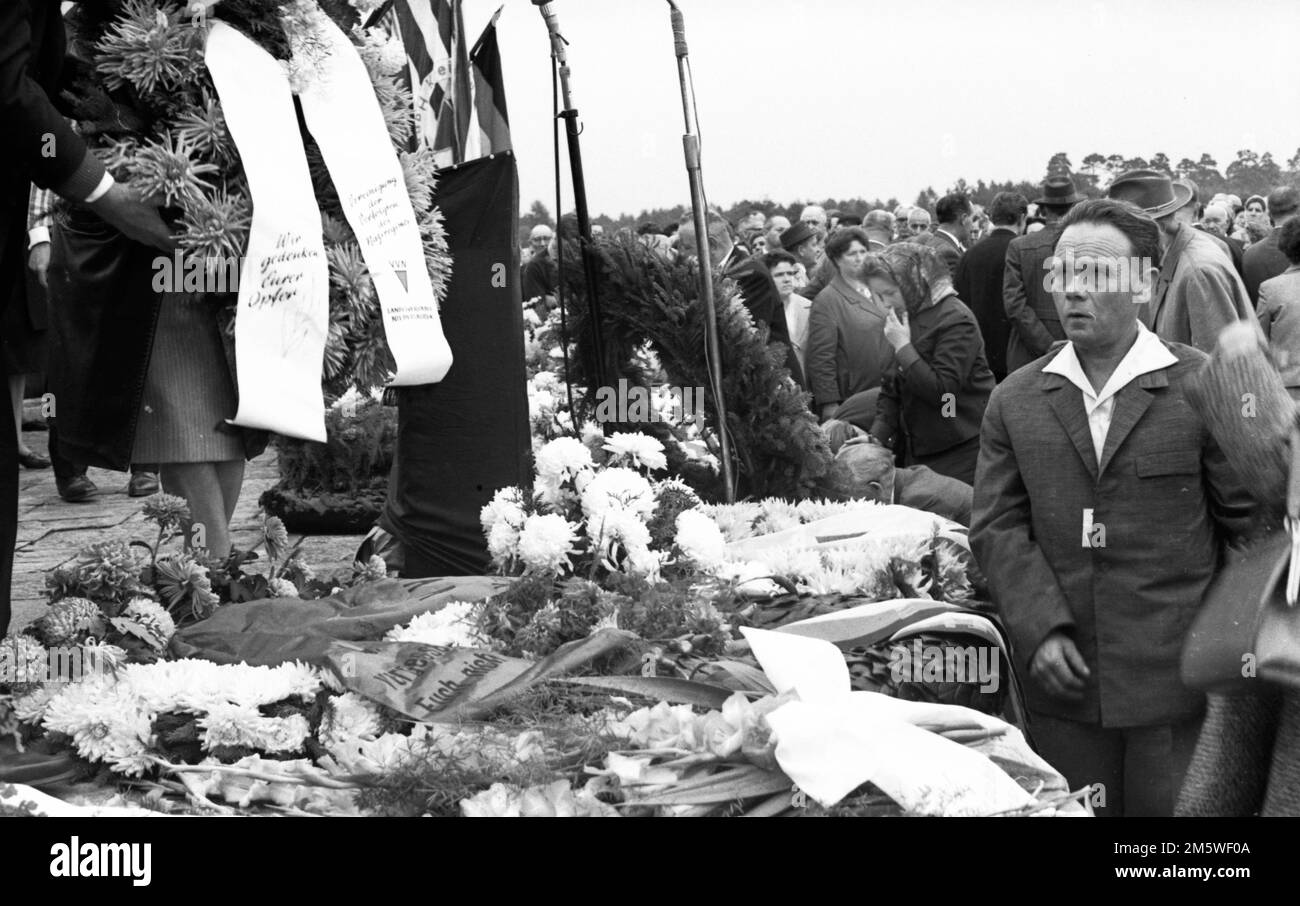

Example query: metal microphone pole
[532,0,608,392]
[667,0,734,502]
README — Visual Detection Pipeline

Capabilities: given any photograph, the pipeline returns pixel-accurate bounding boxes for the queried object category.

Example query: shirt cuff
[895,344,921,369]
[52,149,109,204]
[27,226,51,249]
[83,171,115,204]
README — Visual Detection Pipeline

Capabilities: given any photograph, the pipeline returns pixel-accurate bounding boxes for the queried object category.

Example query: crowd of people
[521,170,1300,816]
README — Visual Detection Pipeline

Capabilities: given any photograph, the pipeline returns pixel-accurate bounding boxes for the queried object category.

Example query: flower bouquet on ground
[260,395,396,533]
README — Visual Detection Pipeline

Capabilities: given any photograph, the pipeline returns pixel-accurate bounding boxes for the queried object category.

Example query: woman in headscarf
[862,243,995,485]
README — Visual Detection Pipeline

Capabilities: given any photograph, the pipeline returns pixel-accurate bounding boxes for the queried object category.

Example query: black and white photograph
[1,0,1298,878]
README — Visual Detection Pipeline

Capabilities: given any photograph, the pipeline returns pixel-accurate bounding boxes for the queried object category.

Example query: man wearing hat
[1107,169,1251,353]
[1003,174,1085,374]
[781,220,829,300]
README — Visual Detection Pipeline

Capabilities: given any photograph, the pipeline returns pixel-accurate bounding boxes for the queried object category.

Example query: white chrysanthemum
[487,520,522,567]
[591,507,653,551]
[123,597,177,645]
[267,577,299,598]
[516,513,580,574]
[757,500,802,535]
[535,436,595,488]
[42,675,153,776]
[700,502,764,542]
[385,602,486,648]
[11,683,59,724]
[602,432,667,472]
[120,660,323,714]
[480,486,528,535]
[579,421,607,463]
[320,692,384,750]
[328,730,426,774]
[580,467,656,523]
[0,634,48,686]
[199,703,312,754]
[674,509,727,571]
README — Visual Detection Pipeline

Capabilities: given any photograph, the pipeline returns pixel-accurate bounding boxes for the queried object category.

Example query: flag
[468,5,511,157]
[391,0,473,166]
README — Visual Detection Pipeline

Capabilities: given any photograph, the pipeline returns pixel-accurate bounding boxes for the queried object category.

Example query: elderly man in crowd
[1107,170,1250,353]
[1003,174,1084,374]
[956,192,1027,381]
[521,223,557,314]
[906,207,932,239]
[818,434,973,526]
[862,210,894,251]
[1244,186,1300,305]
[800,204,828,234]
[972,198,1258,816]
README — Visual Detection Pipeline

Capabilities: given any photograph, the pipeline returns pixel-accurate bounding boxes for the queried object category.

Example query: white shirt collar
[936,228,966,253]
[1043,322,1177,406]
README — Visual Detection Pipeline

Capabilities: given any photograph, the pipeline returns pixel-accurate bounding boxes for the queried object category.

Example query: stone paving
[11,424,366,632]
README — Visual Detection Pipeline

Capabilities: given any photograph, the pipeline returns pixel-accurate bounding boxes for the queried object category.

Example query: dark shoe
[18,450,51,470]
[128,471,160,497]
[57,475,98,503]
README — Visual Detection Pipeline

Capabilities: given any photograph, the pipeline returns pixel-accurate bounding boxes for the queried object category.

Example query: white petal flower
[673,509,727,572]
[580,467,656,523]
[516,513,580,574]
[385,602,486,648]
[602,432,667,472]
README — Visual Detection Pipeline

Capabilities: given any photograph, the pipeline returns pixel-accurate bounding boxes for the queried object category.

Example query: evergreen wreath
[554,234,832,500]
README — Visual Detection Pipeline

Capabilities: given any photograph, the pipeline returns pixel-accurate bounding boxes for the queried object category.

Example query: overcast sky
[459,0,1300,219]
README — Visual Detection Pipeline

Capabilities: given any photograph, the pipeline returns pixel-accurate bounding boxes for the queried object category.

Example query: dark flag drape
[380,152,528,576]
[468,6,511,155]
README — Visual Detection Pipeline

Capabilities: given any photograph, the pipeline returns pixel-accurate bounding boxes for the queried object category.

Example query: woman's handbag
[1183,426,1300,694]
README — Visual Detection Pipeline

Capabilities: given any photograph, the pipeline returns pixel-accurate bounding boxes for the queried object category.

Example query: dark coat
[806,274,894,408]
[971,340,1258,728]
[1243,232,1293,306]
[722,246,806,389]
[869,294,994,458]
[917,229,964,278]
[954,226,1016,380]
[1002,226,1065,375]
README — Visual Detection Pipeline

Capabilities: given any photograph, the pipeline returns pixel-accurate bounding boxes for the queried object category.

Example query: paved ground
[11,422,366,632]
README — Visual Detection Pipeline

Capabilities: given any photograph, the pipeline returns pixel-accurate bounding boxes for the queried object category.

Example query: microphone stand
[666,0,734,502]
[532,0,608,393]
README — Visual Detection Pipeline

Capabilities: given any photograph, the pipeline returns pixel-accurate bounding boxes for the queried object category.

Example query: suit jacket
[954,227,1016,380]
[1243,232,1293,306]
[869,294,994,458]
[723,246,806,389]
[806,274,894,408]
[1145,223,1252,353]
[917,229,963,278]
[1002,226,1065,375]
[1258,265,1300,389]
[894,464,972,526]
[971,341,1258,727]
[1,0,105,320]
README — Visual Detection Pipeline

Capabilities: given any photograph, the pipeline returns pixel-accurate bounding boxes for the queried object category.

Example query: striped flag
[391,0,473,167]
[468,6,511,157]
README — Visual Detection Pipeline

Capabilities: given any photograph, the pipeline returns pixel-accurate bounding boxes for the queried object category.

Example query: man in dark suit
[917,193,971,277]
[972,198,1258,816]
[678,216,806,389]
[955,192,1026,381]
[1,0,174,635]
[1243,187,1300,305]
[1003,174,1084,374]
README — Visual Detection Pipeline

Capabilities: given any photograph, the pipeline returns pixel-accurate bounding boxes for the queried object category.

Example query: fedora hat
[1034,174,1085,207]
[779,220,819,252]
[1107,169,1193,220]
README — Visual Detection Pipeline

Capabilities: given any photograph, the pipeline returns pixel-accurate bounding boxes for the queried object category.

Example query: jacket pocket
[1135,450,1200,477]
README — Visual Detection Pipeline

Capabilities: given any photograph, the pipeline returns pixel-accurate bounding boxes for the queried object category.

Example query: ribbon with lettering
[295,14,453,387]
[204,21,330,442]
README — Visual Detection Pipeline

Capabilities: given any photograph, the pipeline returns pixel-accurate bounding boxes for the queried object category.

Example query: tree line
[520,147,1300,242]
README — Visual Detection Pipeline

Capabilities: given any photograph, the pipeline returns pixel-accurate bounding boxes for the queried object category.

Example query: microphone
[532,0,560,37]
[666,0,687,58]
